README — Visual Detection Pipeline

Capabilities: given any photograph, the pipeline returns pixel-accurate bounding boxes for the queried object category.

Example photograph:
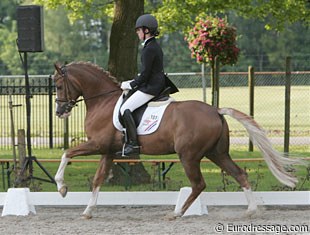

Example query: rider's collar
[141,36,155,47]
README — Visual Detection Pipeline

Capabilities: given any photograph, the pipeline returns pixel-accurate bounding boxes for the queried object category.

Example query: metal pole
[23,52,35,179]
[284,57,291,153]
[248,66,254,152]
[214,56,220,107]
[9,94,17,170]
[48,75,53,148]
[201,63,206,102]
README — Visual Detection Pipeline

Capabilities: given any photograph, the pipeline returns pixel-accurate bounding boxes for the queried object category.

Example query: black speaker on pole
[14,5,55,186]
[17,5,44,52]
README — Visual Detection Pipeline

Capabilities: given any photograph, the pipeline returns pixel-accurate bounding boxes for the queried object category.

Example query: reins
[74,89,120,104]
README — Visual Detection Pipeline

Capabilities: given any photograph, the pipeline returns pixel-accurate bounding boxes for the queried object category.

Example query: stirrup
[116,143,140,157]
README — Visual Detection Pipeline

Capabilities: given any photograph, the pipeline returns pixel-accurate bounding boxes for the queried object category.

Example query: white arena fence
[0,191,309,207]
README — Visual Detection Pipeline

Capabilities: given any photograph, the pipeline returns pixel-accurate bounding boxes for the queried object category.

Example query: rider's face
[136,28,145,41]
[136,27,150,41]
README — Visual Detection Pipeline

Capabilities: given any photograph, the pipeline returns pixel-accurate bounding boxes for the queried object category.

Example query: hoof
[164,213,177,221]
[59,185,68,197]
[164,212,182,221]
[246,208,258,217]
[82,214,92,220]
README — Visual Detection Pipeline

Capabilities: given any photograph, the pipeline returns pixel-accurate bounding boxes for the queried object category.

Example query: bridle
[55,65,119,114]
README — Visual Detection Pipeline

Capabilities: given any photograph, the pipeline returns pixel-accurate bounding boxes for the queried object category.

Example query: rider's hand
[121,81,132,90]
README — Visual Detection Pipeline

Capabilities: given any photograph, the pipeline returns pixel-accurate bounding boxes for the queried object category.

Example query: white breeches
[120,90,154,115]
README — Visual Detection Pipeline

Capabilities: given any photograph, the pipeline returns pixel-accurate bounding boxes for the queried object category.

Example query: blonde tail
[218,107,305,188]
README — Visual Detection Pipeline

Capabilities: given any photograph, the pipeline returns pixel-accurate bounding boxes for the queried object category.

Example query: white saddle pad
[113,92,174,135]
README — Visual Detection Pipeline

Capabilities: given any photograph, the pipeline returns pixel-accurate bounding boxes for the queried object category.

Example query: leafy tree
[153,0,309,72]
[0,22,24,74]
[160,32,200,72]
[36,0,144,81]
[0,0,22,27]
[154,0,310,33]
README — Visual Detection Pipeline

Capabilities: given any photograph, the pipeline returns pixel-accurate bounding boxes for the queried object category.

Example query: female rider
[117,14,166,156]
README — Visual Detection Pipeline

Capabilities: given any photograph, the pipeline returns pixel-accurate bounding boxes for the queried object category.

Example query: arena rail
[0,191,309,207]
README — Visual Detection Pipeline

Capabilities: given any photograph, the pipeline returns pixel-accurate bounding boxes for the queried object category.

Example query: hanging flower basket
[185,15,240,66]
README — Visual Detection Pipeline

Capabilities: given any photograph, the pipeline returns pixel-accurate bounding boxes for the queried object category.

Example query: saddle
[112,87,175,135]
[120,87,172,126]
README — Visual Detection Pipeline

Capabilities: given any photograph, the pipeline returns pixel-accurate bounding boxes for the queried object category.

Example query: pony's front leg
[83,155,114,219]
[55,140,101,197]
[55,152,70,197]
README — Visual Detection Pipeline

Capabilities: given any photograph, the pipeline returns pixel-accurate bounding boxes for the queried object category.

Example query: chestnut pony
[53,62,302,219]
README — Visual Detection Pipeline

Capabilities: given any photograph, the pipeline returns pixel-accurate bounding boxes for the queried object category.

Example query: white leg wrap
[243,187,257,212]
[55,153,69,191]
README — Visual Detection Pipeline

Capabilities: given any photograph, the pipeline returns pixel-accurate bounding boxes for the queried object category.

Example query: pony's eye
[56,85,62,90]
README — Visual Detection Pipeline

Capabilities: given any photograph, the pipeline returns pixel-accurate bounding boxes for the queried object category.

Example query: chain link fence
[0,71,309,151]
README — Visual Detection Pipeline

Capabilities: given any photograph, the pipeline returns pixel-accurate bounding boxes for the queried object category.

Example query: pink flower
[186,15,239,65]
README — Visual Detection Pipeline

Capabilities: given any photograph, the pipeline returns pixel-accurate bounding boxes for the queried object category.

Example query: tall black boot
[117,109,140,157]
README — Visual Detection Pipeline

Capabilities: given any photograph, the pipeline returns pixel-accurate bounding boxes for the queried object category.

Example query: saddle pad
[113,92,174,135]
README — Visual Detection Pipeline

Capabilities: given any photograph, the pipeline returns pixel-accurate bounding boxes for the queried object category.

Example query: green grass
[0,148,309,192]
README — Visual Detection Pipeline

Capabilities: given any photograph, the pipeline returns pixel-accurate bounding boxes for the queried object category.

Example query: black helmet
[135,14,159,35]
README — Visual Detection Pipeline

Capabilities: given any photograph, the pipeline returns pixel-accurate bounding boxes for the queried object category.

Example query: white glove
[121,81,132,90]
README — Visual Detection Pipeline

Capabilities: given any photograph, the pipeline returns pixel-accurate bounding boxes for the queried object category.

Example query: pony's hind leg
[82,155,113,219]
[209,153,257,214]
[174,157,206,217]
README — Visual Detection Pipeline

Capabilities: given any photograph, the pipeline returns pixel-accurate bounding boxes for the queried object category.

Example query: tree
[36,0,144,81]
[154,0,310,33]
[108,0,144,81]
[35,0,309,76]
[0,22,24,74]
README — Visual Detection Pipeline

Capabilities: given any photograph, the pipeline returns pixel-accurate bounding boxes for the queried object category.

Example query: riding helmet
[135,14,159,35]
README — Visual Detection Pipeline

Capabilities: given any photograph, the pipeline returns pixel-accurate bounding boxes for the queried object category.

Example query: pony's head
[53,63,79,118]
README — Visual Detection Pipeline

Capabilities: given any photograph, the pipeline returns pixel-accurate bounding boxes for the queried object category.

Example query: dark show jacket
[130,37,166,96]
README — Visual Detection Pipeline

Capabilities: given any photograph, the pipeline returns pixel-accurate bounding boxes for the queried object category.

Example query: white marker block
[1,188,36,216]
[174,187,208,216]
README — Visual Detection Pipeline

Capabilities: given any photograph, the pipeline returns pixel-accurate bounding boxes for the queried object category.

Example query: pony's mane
[68,61,119,84]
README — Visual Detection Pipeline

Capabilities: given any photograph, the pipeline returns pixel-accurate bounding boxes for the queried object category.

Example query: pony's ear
[54,62,62,75]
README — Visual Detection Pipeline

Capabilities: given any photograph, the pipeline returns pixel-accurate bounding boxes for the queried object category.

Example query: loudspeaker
[17,5,44,52]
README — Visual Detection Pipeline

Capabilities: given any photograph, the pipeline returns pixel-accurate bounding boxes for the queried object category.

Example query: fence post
[284,57,291,153]
[211,56,220,107]
[17,129,27,186]
[48,75,53,148]
[201,63,206,103]
[248,66,254,152]
[64,118,69,149]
